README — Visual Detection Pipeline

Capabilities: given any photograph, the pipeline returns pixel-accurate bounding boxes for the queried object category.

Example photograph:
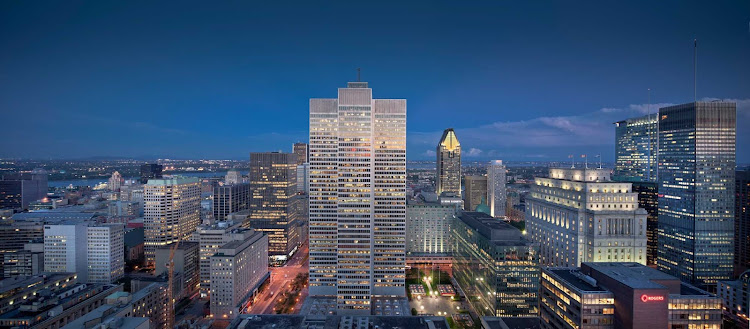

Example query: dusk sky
[1,1,748,162]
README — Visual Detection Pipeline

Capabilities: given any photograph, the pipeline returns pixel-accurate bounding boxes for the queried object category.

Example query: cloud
[409,97,750,160]
[423,150,436,157]
[465,148,483,157]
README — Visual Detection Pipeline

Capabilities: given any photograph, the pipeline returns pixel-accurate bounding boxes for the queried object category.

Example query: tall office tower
[293,142,309,165]
[734,170,750,276]
[44,222,89,282]
[526,168,648,267]
[487,160,507,217]
[614,114,658,182]
[631,182,659,266]
[248,152,300,260]
[614,113,660,266]
[209,229,268,319]
[657,102,736,290]
[436,128,461,196]
[143,177,201,267]
[86,224,125,283]
[213,183,250,221]
[309,81,407,314]
[140,164,163,184]
[225,170,242,185]
[0,170,48,210]
[108,171,123,192]
[464,175,488,212]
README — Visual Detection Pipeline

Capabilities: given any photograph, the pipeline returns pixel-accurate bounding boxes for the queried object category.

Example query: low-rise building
[209,229,269,319]
[541,262,722,329]
[0,273,78,315]
[0,281,122,329]
[61,282,166,329]
[45,221,125,283]
[1,242,44,278]
[228,315,450,329]
[194,220,245,298]
[406,194,456,255]
[717,270,750,327]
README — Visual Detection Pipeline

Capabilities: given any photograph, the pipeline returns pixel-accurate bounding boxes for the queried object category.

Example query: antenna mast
[647,88,651,182]
[693,39,698,102]
[356,67,361,82]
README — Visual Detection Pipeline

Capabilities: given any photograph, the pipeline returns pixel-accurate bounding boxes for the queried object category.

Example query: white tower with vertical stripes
[308,81,406,314]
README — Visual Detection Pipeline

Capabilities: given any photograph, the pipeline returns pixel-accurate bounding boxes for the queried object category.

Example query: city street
[245,243,309,314]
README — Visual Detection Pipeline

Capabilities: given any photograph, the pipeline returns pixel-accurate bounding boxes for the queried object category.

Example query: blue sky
[1,1,749,162]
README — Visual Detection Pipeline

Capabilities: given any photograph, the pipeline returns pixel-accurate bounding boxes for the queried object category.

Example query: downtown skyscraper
[614,113,658,182]
[614,113,660,265]
[487,160,507,217]
[657,101,736,290]
[436,128,461,196]
[143,176,201,266]
[247,152,301,260]
[309,81,406,314]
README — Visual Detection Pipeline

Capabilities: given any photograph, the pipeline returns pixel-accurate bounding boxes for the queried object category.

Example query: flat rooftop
[229,315,449,329]
[458,211,526,243]
[547,269,607,292]
[482,316,541,329]
[583,262,675,290]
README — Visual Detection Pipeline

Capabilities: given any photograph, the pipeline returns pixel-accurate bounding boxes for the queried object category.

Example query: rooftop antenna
[596,154,602,169]
[583,154,588,169]
[647,88,651,182]
[569,154,575,169]
[357,67,361,82]
[693,39,698,102]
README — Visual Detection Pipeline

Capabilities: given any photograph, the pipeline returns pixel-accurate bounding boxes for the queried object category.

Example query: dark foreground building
[541,262,721,329]
[452,211,539,317]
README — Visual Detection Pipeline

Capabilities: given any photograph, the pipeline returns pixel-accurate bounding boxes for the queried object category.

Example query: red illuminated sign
[641,294,664,302]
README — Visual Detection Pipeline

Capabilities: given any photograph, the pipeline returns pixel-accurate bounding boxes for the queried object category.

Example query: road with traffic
[245,243,309,314]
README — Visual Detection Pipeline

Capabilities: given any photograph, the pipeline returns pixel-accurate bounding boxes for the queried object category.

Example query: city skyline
[1,1,749,161]
[3,1,749,326]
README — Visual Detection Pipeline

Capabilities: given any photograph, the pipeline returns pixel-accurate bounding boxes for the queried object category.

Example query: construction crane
[165,239,180,329]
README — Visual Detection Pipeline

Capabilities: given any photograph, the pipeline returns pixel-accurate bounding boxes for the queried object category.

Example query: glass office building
[247,152,301,259]
[632,181,658,266]
[614,114,658,183]
[733,170,750,277]
[657,102,736,291]
[436,128,461,196]
[452,211,539,317]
